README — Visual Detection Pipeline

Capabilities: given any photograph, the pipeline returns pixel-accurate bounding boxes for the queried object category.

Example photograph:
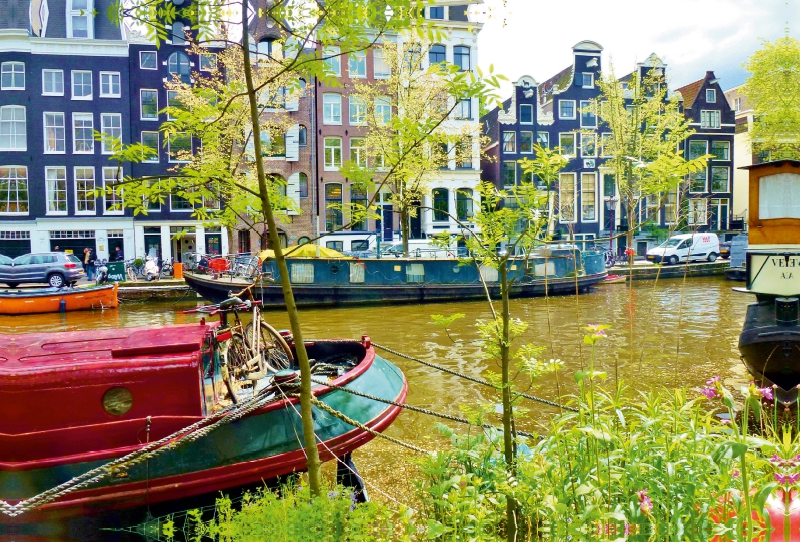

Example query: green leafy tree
[743,35,800,161]
[592,67,709,260]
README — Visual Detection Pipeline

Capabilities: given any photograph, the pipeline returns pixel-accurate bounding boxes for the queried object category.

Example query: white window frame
[102,167,124,215]
[706,89,716,103]
[0,166,28,215]
[45,166,68,215]
[67,0,93,39]
[688,139,708,160]
[579,100,597,128]
[43,112,66,154]
[502,161,516,186]
[100,113,122,154]
[687,198,708,226]
[349,96,366,125]
[0,106,27,152]
[141,131,159,163]
[72,112,93,154]
[139,51,157,70]
[167,132,192,163]
[324,137,342,171]
[664,188,679,225]
[711,140,730,161]
[688,167,708,194]
[348,50,366,78]
[502,131,516,153]
[167,90,182,120]
[581,72,594,89]
[71,70,92,100]
[519,104,533,124]
[711,166,730,193]
[323,46,341,76]
[581,133,597,157]
[323,93,342,125]
[374,48,391,79]
[700,110,721,129]
[99,71,121,98]
[140,89,158,121]
[375,96,391,125]
[1,62,25,91]
[349,137,367,168]
[74,166,96,215]
[600,133,612,157]
[559,100,576,120]
[536,132,549,149]
[580,172,597,223]
[559,172,577,223]
[519,131,533,154]
[558,132,576,157]
[42,69,64,96]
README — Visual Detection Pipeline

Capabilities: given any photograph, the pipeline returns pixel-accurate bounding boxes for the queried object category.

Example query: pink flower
[759,387,774,401]
[700,387,718,399]
[732,469,740,478]
[774,473,800,485]
[720,418,731,425]
[635,489,653,513]
[706,376,721,385]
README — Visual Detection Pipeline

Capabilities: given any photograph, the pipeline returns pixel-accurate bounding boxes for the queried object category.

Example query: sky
[475,0,798,98]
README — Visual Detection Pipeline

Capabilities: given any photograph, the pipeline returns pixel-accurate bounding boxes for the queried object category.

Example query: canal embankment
[608,259,730,280]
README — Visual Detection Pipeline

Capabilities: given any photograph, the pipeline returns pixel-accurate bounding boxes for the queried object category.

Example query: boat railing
[185,252,265,281]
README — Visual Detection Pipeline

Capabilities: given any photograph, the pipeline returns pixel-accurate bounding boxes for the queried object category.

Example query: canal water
[0,276,755,538]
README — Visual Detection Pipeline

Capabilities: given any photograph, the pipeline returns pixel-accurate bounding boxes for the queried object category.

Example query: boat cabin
[743,159,800,297]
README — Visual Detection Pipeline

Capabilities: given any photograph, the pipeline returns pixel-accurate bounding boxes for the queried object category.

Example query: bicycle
[160,257,174,278]
[124,259,142,282]
[184,296,293,404]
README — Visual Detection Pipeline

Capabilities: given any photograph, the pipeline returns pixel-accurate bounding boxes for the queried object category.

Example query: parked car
[646,233,720,265]
[720,241,731,259]
[0,255,11,265]
[0,252,85,288]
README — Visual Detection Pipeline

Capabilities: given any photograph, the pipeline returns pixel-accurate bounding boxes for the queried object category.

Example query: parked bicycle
[183,294,293,403]
[124,259,144,282]
[160,257,174,278]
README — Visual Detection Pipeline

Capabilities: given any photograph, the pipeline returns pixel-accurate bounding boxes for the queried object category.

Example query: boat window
[350,262,365,283]
[479,265,499,282]
[290,263,314,283]
[406,263,425,283]
[760,173,800,219]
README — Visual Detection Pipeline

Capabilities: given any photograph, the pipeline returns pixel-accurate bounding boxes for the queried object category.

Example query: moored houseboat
[0,324,406,522]
[736,160,800,403]
[183,248,608,307]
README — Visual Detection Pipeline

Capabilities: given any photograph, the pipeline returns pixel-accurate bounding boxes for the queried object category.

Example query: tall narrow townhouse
[0,0,132,258]
[127,6,227,262]
[675,71,737,233]
[723,84,752,226]
[314,1,484,252]
[536,41,606,249]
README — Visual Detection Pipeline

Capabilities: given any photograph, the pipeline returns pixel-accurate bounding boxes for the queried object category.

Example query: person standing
[113,246,124,262]
[83,248,95,281]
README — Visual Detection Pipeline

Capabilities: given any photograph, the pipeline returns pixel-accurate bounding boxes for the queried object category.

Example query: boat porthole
[452,266,460,273]
[102,386,133,416]
[330,264,339,274]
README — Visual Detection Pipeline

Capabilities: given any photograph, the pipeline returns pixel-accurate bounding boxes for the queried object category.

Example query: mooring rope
[372,343,577,413]
[309,377,540,439]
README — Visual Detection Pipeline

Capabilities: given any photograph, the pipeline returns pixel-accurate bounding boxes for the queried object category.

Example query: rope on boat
[298,394,433,455]
[0,386,285,518]
[309,377,541,439]
[371,343,578,413]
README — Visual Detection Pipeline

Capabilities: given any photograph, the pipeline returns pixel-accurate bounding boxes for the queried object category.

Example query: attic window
[706,89,716,103]
[759,173,800,219]
[68,0,93,38]
[581,73,594,88]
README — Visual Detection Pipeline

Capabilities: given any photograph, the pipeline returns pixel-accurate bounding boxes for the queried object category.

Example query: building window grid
[581,133,597,157]
[43,112,65,154]
[374,49,391,78]
[536,132,549,149]
[711,140,730,161]
[71,71,92,100]
[711,167,729,192]
[374,97,391,125]
[348,51,366,78]
[559,173,576,223]
[502,132,516,153]
[558,132,576,156]
[50,230,94,239]
[688,140,708,160]
[324,137,342,170]
[581,173,597,222]
[0,230,30,240]
[429,44,446,65]
[141,131,159,162]
[140,89,158,120]
[167,52,190,83]
[453,46,470,72]
[580,100,597,128]
[100,113,122,154]
[520,131,533,154]
[167,132,192,162]
[323,93,342,125]
[74,167,96,214]
[72,113,93,154]
[706,89,716,103]
[454,98,471,120]
[349,137,367,168]
[1,62,25,90]
[701,110,721,129]
[581,72,594,88]
[325,183,343,231]
[102,167,124,214]
[42,69,64,95]
[45,166,67,214]
[0,106,27,151]
[502,161,516,186]
[559,100,576,120]
[689,168,707,193]
[139,51,157,70]
[687,198,708,225]
[519,104,533,124]
[324,46,341,76]
[99,72,121,98]
[432,188,449,221]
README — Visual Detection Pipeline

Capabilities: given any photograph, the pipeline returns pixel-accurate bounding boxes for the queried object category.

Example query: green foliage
[197,483,412,542]
[744,35,800,161]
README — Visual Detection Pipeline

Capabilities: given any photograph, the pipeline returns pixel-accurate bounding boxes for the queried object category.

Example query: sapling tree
[592,66,709,262]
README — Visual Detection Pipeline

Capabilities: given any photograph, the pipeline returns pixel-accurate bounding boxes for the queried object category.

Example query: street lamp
[605,197,618,256]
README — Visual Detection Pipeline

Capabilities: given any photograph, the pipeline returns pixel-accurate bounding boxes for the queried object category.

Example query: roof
[740,160,800,170]
[538,65,573,105]
[674,77,705,109]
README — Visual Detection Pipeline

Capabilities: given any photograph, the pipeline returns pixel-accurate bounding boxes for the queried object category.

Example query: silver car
[0,252,85,288]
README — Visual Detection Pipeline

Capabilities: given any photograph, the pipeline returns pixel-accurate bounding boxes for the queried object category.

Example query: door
[409,200,422,239]
[378,205,393,242]
[676,241,689,262]
[0,239,30,258]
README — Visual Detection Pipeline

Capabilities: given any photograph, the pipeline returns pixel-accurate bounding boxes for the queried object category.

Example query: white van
[381,241,456,259]
[646,233,720,265]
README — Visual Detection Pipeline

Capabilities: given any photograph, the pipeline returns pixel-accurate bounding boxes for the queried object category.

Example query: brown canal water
[0,276,756,539]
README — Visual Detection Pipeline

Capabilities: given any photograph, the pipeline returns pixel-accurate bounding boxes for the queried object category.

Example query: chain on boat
[371,342,578,413]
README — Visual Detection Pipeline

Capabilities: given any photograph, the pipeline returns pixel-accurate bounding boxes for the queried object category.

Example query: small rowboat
[0,324,406,522]
[600,274,628,285]
[0,283,118,315]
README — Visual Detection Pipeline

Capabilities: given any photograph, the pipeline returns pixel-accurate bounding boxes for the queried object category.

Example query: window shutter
[287,172,301,215]
[285,124,299,162]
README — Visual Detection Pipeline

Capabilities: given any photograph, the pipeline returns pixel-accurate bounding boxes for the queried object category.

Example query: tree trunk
[626,198,635,265]
[240,6,322,496]
[401,205,410,256]
[500,262,517,542]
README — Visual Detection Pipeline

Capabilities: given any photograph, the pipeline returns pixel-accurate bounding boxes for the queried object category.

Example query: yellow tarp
[259,244,352,260]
